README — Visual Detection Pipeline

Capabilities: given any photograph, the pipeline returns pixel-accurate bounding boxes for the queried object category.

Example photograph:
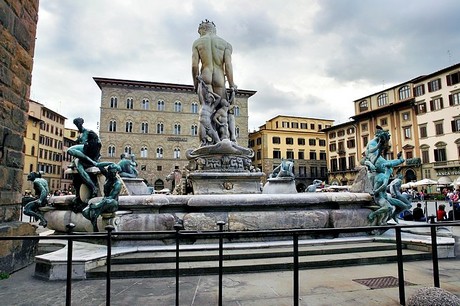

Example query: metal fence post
[293,232,299,306]
[430,225,440,287]
[65,223,75,306]
[424,200,428,222]
[217,221,226,306]
[395,226,405,306]
[105,225,115,306]
[174,223,183,306]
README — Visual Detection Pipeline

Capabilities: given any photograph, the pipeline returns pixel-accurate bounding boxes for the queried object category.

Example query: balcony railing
[433,160,460,169]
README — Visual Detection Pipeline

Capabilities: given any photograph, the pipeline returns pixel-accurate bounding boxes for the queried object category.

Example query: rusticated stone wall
[0,0,39,273]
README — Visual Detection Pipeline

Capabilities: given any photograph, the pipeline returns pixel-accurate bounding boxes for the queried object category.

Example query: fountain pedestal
[262,177,297,194]
[185,139,264,194]
[189,172,263,194]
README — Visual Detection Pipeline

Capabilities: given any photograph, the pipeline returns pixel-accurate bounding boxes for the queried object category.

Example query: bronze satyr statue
[269,160,295,179]
[118,153,138,178]
[306,179,323,192]
[82,162,122,232]
[363,127,407,224]
[68,117,102,208]
[23,171,49,227]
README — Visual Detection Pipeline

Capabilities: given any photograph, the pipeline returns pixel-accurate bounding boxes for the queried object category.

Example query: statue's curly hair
[73,117,84,126]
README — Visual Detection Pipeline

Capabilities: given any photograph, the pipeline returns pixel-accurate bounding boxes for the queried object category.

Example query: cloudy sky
[30,0,460,132]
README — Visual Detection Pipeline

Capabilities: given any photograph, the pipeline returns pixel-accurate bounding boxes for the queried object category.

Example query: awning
[401,182,416,189]
[437,176,453,186]
[452,176,460,186]
[414,178,438,186]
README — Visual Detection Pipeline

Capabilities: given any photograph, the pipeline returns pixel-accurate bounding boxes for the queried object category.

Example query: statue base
[189,171,264,195]
[263,177,297,194]
[185,139,264,195]
[121,177,150,195]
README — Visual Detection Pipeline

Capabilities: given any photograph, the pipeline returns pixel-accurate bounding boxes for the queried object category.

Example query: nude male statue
[82,162,122,232]
[118,153,138,178]
[192,19,236,99]
[23,171,49,227]
[68,117,102,203]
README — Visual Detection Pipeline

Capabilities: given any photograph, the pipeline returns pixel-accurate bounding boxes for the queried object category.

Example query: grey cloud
[31,0,460,133]
[313,0,460,83]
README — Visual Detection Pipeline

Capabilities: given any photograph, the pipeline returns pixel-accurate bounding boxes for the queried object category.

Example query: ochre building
[325,62,460,189]
[249,115,333,192]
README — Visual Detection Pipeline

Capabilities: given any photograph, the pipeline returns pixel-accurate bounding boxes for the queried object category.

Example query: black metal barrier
[1,222,459,306]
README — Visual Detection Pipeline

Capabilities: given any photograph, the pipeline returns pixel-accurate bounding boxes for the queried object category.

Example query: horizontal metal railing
[1,222,459,306]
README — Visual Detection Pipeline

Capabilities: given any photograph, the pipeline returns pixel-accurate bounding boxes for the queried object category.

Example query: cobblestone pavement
[1,256,459,306]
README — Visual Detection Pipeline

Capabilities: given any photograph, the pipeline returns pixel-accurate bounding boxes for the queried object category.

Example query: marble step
[87,241,430,279]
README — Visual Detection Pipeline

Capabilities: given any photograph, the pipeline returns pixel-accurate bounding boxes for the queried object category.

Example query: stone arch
[296,183,306,193]
[404,168,417,183]
[154,179,165,191]
[434,141,447,148]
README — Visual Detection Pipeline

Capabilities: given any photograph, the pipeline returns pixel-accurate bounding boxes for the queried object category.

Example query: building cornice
[93,77,257,97]
[321,120,356,132]
[350,99,414,120]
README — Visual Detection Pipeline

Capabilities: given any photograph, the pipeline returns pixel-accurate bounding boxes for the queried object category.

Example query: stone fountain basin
[44,193,374,235]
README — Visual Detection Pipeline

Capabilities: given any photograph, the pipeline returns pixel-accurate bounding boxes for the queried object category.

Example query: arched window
[156,147,163,158]
[124,146,132,155]
[174,100,182,112]
[108,145,116,157]
[174,123,181,135]
[156,122,164,134]
[191,124,198,136]
[234,105,240,116]
[31,146,35,156]
[126,97,134,109]
[29,164,33,173]
[377,93,388,107]
[399,86,411,101]
[109,120,117,132]
[141,122,149,133]
[174,147,181,159]
[142,99,149,110]
[154,179,164,191]
[359,100,368,111]
[191,102,198,113]
[157,99,165,111]
[110,96,118,108]
[125,121,133,133]
[434,141,447,162]
[235,126,240,138]
[140,146,148,158]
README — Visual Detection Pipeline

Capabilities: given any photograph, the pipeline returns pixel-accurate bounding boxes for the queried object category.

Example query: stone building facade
[322,121,359,186]
[22,105,40,193]
[26,100,66,193]
[413,63,460,187]
[0,0,39,273]
[61,128,78,192]
[95,77,255,191]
